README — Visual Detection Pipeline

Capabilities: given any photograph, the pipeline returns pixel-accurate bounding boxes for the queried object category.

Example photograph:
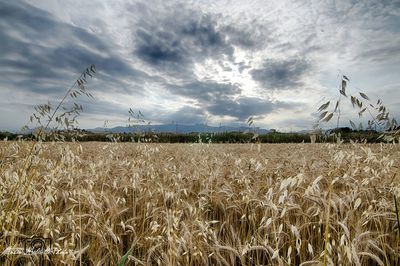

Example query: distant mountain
[90,123,270,134]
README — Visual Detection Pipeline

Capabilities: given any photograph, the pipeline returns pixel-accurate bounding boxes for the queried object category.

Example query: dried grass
[0,142,399,265]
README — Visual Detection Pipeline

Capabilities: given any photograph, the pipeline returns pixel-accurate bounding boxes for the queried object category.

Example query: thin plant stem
[0,66,93,258]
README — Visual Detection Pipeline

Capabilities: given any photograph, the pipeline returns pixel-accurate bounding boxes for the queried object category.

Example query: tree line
[0,127,387,143]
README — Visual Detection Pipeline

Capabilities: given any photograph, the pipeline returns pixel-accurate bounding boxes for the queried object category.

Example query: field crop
[0,142,399,265]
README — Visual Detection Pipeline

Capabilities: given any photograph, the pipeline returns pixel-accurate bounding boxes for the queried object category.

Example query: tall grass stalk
[0,65,96,264]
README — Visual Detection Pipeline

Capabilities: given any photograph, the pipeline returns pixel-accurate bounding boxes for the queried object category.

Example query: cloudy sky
[0,0,399,131]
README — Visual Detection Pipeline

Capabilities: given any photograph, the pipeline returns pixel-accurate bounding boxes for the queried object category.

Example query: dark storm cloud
[164,80,292,121]
[158,106,206,125]
[168,81,241,102]
[132,4,265,76]
[133,11,234,75]
[0,2,109,52]
[0,1,149,96]
[251,59,310,90]
[147,97,292,124]
[130,3,280,122]
[208,97,291,120]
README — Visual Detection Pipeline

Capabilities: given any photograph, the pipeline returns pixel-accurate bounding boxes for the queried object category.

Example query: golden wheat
[0,142,399,265]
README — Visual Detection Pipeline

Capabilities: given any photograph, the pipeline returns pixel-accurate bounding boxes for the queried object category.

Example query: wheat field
[0,141,399,265]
